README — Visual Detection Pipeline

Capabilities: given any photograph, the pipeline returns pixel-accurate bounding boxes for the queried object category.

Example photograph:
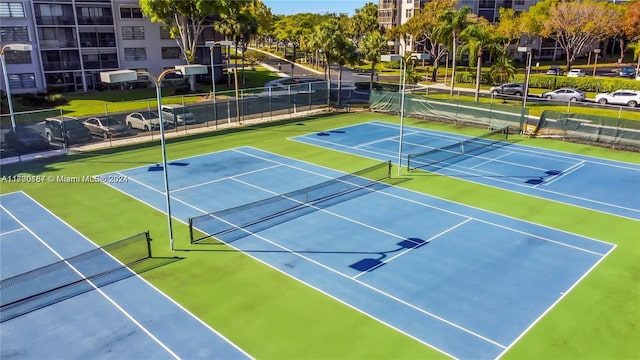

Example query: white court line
[537,161,585,187]
[104,146,617,358]
[0,202,181,360]
[496,243,617,359]
[3,191,254,359]
[348,124,639,220]
[0,227,26,237]
[173,164,282,192]
[353,218,473,279]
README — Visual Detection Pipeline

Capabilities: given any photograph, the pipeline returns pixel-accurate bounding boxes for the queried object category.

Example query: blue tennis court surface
[102,147,615,359]
[0,191,251,359]
[292,121,640,220]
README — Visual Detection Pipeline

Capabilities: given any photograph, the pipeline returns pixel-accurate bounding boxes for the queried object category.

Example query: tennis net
[0,231,152,322]
[189,161,392,244]
[407,126,509,171]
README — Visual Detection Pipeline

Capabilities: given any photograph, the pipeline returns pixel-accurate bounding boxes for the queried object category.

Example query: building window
[514,0,525,5]
[124,47,146,61]
[122,26,144,40]
[4,50,31,64]
[0,26,29,42]
[160,26,172,39]
[0,2,25,17]
[405,9,413,18]
[120,7,142,19]
[8,73,36,89]
[161,47,181,59]
[76,6,113,25]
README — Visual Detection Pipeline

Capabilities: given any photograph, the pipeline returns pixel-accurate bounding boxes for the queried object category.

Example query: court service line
[537,161,585,187]
[355,129,421,148]
[173,164,282,193]
[367,186,608,256]
[0,204,181,360]
[495,243,617,359]
[0,227,26,237]
[424,161,639,218]
[470,151,514,170]
[353,218,473,279]
[229,176,423,243]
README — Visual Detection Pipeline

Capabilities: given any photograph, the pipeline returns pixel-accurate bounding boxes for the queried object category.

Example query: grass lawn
[7,67,283,119]
[1,111,638,359]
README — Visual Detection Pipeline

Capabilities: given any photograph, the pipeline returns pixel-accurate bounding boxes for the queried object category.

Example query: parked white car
[567,69,586,77]
[595,90,640,108]
[125,112,162,131]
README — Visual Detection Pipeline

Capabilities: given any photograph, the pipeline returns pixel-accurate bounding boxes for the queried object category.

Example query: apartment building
[0,0,222,95]
[379,0,560,58]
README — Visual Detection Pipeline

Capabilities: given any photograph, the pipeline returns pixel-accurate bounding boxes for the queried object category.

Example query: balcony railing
[43,61,81,71]
[36,16,76,26]
[40,39,78,49]
[83,60,118,69]
[76,16,113,25]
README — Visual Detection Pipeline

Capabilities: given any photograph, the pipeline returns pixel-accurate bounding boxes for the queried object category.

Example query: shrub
[18,92,67,107]
[173,86,191,95]
[244,50,268,62]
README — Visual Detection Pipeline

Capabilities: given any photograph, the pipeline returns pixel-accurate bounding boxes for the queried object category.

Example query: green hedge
[455,72,640,92]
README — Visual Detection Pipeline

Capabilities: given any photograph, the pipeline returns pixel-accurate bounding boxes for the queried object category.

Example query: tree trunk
[475,53,482,102]
[370,62,375,91]
[618,38,625,64]
[337,64,343,106]
[450,34,458,96]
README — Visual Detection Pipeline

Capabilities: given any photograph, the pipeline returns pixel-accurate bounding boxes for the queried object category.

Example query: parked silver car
[541,88,585,102]
[489,83,525,97]
[161,104,197,126]
[83,116,130,140]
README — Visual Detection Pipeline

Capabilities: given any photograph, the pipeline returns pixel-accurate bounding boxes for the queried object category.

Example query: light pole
[382,50,408,176]
[592,48,601,77]
[518,46,532,109]
[205,40,234,124]
[1,43,33,159]
[100,65,207,251]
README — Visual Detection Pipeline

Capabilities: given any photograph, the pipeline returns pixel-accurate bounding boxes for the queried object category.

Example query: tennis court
[292,121,640,220]
[0,191,251,359]
[102,147,615,359]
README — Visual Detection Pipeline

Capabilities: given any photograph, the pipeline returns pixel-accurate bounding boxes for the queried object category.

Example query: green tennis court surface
[1,112,637,359]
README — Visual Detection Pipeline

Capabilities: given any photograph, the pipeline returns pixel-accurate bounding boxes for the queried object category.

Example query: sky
[262,0,371,16]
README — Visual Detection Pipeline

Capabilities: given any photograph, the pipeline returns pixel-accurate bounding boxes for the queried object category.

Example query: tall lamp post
[205,40,234,124]
[592,48,601,77]
[1,43,33,159]
[382,50,407,176]
[100,65,207,251]
[518,46,532,109]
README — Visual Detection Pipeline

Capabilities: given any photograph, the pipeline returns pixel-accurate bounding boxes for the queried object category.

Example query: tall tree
[140,0,236,91]
[405,0,456,82]
[350,2,379,46]
[494,7,523,57]
[459,21,501,102]
[359,31,387,90]
[437,6,473,95]
[538,0,621,70]
[217,3,258,85]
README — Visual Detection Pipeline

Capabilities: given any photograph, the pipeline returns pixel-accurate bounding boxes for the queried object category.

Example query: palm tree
[359,31,388,90]
[459,22,501,102]
[312,20,341,103]
[489,55,516,86]
[436,6,472,95]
